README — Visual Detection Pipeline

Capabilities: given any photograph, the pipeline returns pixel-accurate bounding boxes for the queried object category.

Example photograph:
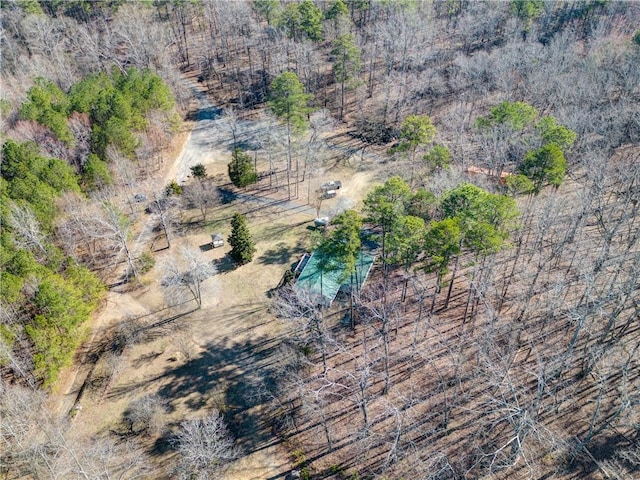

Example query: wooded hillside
[1,1,639,479]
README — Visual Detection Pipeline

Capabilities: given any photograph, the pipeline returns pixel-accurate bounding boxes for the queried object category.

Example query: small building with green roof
[295,250,375,307]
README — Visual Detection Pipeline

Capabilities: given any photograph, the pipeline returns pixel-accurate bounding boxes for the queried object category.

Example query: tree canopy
[253,0,279,24]
[2,140,80,229]
[324,210,363,284]
[228,148,257,188]
[269,72,313,133]
[535,116,577,150]
[277,0,324,41]
[423,217,462,277]
[0,157,104,386]
[441,183,518,254]
[476,101,539,131]
[387,215,426,270]
[21,67,177,163]
[190,163,207,180]
[299,0,324,41]
[20,78,73,145]
[406,188,437,221]
[326,0,349,20]
[363,176,412,235]
[422,144,451,173]
[511,0,545,24]
[399,115,437,151]
[518,142,567,193]
[473,101,574,194]
[229,213,256,265]
[363,176,413,268]
[331,33,362,118]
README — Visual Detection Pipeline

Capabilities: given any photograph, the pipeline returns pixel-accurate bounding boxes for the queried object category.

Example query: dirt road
[56,77,383,480]
[164,84,223,184]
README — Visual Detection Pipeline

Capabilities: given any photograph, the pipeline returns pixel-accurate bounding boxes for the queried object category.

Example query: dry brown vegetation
[271,164,640,479]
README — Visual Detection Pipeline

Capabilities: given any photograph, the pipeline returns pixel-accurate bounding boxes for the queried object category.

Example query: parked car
[321,189,337,199]
[314,217,330,227]
[320,180,342,191]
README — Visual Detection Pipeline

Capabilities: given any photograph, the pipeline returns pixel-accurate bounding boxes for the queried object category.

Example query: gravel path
[164,89,223,184]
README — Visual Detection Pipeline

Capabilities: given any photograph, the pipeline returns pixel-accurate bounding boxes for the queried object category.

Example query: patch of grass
[329,464,347,478]
[137,251,155,274]
[299,344,315,357]
[292,448,306,466]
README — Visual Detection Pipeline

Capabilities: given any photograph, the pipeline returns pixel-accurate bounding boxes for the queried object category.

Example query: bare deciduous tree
[1,384,151,479]
[181,179,220,223]
[161,246,217,309]
[272,286,333,374]
[122,393,167,436]
[173,410,240,480]
[6,201,48,262]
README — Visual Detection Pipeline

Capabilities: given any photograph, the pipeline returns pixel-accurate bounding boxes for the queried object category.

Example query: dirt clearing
[53,78,384,478]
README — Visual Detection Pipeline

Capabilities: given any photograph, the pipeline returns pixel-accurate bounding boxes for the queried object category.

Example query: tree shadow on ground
[259,242,294,265]
[184,106,222,122]
[71,304,198,412]
[254,222,310,245]
[150,431,175,456]
[564,434,639,477]
[218,187,237,204]
[234,139,260,151]
[197,106,223,121]
[130,350,163,369]
[153,330,292,453]
[199,242,214,252]
[212,254,236,274]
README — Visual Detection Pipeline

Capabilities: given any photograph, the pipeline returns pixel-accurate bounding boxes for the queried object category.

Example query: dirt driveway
[58,80,380,479]
[164,94,226,184]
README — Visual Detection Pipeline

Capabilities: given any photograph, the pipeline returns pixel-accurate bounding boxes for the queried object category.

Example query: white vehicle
[314,217,330,227]
[321,190,337,199]
[320,180,342,191]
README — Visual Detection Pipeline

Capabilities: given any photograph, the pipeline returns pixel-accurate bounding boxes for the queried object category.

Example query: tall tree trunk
[430,270,442,315]
[286,120,292,200]
[444,252,460,310]
[121,234,137,280]
[340,79,345,120]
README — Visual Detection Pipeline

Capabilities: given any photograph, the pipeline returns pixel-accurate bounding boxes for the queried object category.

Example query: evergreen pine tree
[268,71,313,199]
[228,213,256,265]
[228,148,257,188]
[190,163,207,180]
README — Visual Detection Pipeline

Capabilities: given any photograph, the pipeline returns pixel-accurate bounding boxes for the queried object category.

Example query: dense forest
[1,0,639,479]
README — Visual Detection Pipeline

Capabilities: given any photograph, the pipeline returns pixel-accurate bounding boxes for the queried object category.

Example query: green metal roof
[295,250,375,305]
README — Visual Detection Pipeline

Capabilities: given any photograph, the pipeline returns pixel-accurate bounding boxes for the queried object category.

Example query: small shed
[211,233,224,248]
[466,166,512,185]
